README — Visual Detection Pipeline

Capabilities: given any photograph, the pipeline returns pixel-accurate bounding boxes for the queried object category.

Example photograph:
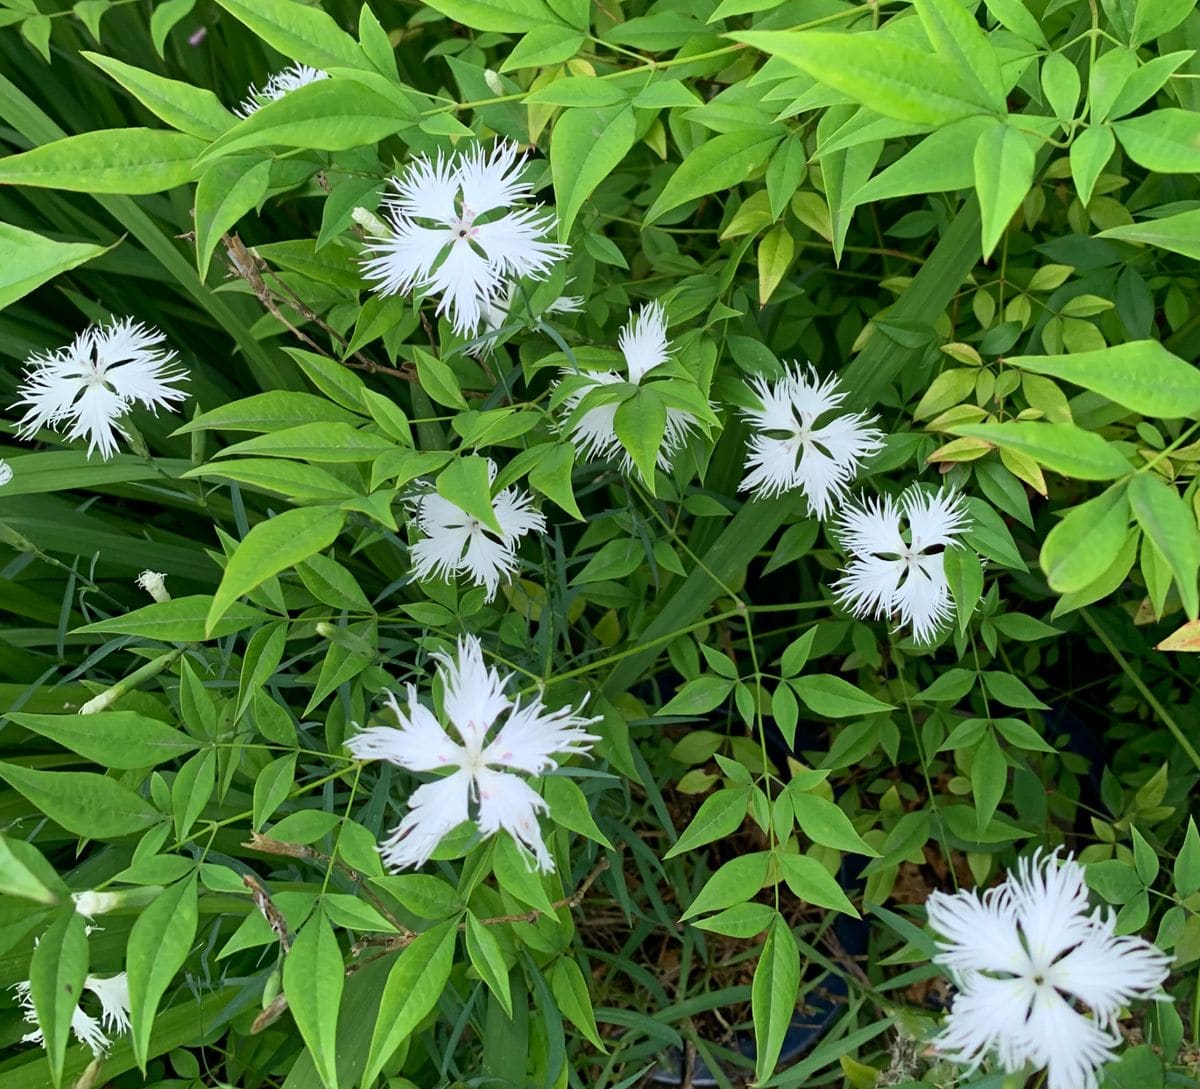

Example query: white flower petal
[347,694,468,772]
[1027,987,1119,1089]
[458,140,533,218]
[237,64,328,116]
[435,634,511,747]
[426,237,495,335]
[389,152,459,225]
[472,208,567,281]
[361,221,456,298]
[481,696,599,775]
[618,301,669,383]
[903,487,971,551]
[473,768,554,871]
[379,769,473,870]
[927,885,1031,982]
[933,974,1039,1075]
[84,973,131,1035]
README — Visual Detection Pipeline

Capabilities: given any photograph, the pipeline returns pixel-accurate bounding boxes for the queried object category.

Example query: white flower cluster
[928,853,1171,1089]
[346,634,597,872]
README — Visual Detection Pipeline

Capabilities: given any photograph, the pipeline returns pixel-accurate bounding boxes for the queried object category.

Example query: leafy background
[2,0,1200,1087]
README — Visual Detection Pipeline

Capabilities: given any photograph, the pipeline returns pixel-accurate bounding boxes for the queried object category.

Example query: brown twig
[223,233,416,381]
[243,873,292,952]
[244,832,413,940]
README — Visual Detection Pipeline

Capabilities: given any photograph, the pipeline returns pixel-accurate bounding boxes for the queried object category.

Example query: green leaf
[7,711,197,769]
[657,675,733,716]
[550,103,635,240]
[421,0,569,31]
[74,595,268,642]
[1128,473,1200,619]
[207,506,346,635]
[186,458,354,502]
[613,387,667,488]
[1114,109,1200,173]
[175,390,363,433]
[1007,342,1200,419]
[1174,818,1200,897]
[915,0,1005,107]
[776,852,859,915]
[371,874,463,919]
[542,776,613,848]
[0,762,160,839]
[0,835,61,904]
[732,30,1002,125]
[950,421,1130,480]
[436,455,504,535]
[1041,483,1131,593]
[664,787,750,859]
[212,0,368,69]
[283,907,343,1089]
[752,913,800,1085]
[194,155,273,278]
[253,753,297,830]
[1041,52,1081,122]
[199,80,415,162]
[82,52,234,139]
[1131,0,1193,45]
[982,0,1047,45]
[126,877,198,1071]
[150,0,195,56]
[790,674,894,718]
[171,749,215,840]
[758,223,794,305]
[682,852,771,919]
[549,957,605,1050]
[466,913,512,1016]
[500,25,585,71]
[973,121,1038,259]
[943,547,984,635]
[214,422,393,462]
[982,670,1049,710]
[644,126,783,224]
[362,920,457,1086]
[528,442,583,519]
[790,792,879,856]
[30,909,88,1088]
[0,128,204,193]
[1070,124,1115,207]
[528,77,627,107]
[0,222,107,312]
[971,729,1007,833]
[412,346,468,409]
[1098,208,1200,262]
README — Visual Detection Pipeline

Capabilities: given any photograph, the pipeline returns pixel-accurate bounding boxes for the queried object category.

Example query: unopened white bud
[352,206,389,236]
[0,459,11,487]
[484,68,504,95]
[136,570,169,603]
[72,889,121,920]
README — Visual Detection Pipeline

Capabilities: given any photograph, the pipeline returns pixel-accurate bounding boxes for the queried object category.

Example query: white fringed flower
[832,486,970,644]
[346,635,598,871]
[559,302,699,475]
[362,141,568,336]
[739,364,883,516]
[135,570,170,603]
[409,460,545,601]
[0,459,11,487]
[928,853,1171,1089]
[237,63,328,116]
[12,319,188,460]
[15,972,131,1057]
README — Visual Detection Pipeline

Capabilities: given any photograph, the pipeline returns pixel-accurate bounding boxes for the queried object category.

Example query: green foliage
[3,0,1200,1087]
